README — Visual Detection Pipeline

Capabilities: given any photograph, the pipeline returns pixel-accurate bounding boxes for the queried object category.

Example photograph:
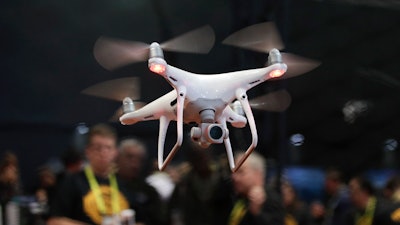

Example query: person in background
[0,151,22,224]
[344,175,400,225]
[35,166,57,202]
[382,176,400,203]
[310,168,351,225]
[281,180,311,225]
[0,151,21,200]
[56,147,84,185]
[169,147,231,225]
[116,138,165,225]
[228,151,285,225]
[38,148,83,225]
[48,123,145,225]
[34,166,57,219]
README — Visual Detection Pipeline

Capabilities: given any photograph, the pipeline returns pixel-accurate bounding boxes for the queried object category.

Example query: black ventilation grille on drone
[249,80,261,85]
[144,115,154,119]
[168,76,177,82]
[170,98,177,107]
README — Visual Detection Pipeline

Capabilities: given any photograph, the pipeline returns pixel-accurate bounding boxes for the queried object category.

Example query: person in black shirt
[48,123,144,225]
[344,175,400,225]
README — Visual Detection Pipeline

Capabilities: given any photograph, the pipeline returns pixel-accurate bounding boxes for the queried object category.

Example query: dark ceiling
[1,0,400,180]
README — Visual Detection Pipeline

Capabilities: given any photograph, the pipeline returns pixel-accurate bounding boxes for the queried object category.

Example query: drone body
[85,22,319,172]
[119,42,287,171]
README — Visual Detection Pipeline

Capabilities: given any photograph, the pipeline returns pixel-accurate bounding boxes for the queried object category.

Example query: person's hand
[248,186,267,215]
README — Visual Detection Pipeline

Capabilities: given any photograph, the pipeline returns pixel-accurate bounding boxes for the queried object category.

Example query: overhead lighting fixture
[342,100,369,123]
[383,138,398,152]
[290,133,305,147]
[76,122,89,135]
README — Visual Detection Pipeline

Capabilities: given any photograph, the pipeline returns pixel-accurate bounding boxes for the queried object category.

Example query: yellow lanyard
[84,166,120,215]
[284,213,298,225]
[228,199,247,225]
[355,197,377,225]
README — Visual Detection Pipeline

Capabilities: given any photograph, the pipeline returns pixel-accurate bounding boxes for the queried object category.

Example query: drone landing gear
[229,89,259,172]
[157,87,186,171]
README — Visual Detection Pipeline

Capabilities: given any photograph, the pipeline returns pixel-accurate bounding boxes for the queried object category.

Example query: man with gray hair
[116,137,166,225]
[228,151,285,225]
[117,138,147,181]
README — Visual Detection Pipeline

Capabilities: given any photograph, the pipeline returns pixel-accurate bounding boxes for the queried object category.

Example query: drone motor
[122,97,135,114]
[149,43,167,74]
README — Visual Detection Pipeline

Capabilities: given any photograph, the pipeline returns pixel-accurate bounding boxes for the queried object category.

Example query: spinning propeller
[81,77,145,121]
[249,89,292,112]
[223,22,321,79]
[94,25,215,71]
[82,77,141,101]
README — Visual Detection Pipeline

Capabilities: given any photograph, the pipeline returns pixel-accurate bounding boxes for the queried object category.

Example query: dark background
[1,0,400,189]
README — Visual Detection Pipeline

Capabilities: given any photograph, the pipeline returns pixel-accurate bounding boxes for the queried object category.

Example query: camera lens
[209,126,223,140]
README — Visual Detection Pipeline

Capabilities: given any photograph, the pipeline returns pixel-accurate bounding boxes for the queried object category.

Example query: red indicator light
[150,63,166,74]
[269,69,285,78]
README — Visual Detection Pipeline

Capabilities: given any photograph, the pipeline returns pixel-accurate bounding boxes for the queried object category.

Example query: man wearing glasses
[48,123,142,225]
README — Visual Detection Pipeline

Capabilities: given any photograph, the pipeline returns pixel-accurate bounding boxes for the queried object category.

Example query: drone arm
[223,104,247,128]
[158,86,186,171]
[233,88,258,172]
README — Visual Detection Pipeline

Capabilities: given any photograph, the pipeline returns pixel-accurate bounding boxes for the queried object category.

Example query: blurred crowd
[1,123,400,225]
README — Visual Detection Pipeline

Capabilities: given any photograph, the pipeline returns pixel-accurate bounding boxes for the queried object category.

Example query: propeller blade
[273,53,321,79]
[223,22,321,77]
[249,89,291,112]
[94,37,149,70]
[357,67,400,89]
[94,25,215,70]
[109,101,146,122]
[81,77,141,101]
[161,25,215,54]
[222,22,284,53]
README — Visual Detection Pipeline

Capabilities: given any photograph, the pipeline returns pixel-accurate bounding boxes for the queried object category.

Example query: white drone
[83,22,319,172]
